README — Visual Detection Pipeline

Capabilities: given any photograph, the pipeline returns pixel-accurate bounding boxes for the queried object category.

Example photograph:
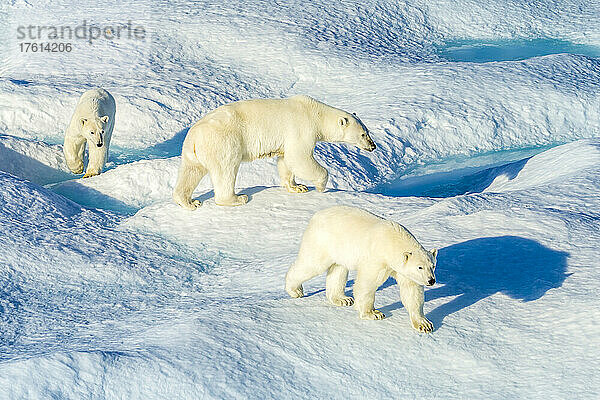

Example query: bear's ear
[79,118,87,127]
[339,116,349,127]
[100,115,109,124]
[431,248,438,259]
[403,252,412,263]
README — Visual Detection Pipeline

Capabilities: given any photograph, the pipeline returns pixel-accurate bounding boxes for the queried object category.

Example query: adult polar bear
[63,88,115,178]
[173,95,376,209]
[285,206,438,333]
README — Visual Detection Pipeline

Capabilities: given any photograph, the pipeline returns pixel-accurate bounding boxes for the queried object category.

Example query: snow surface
[1,0,600,399]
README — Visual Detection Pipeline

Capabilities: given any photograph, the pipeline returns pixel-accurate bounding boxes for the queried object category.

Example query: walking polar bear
[63,88,115,178]
[285,206,438,333]
[173,95,376,209]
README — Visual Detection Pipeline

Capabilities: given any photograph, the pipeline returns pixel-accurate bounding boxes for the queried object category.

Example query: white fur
[63,88,116,178]
[172,95,376,209]
[285,206,438,333]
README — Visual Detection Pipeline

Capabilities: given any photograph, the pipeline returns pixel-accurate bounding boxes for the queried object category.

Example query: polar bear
[285,206,438,333]
[172,95,376,209]
[63,88,116,178]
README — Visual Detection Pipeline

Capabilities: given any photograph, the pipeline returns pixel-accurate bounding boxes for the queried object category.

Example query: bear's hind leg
[173,159,207,210]
[277,157,308,193]
[326,264,353,306]
[353,269,386,320]
[211,162,248,206]
[285,249,329,299]
[397,275,433,333]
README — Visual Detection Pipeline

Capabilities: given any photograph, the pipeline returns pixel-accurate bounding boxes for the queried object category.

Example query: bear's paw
[173,194,202,210]
[215,194,248,207]
[82,171,99,179]
[411,316,433,333]
[315,183,327,193]
[185,199,202,210]
[285,285,304,299]
[286,184,309,194]
[330,296,354,307]
[361,309,385,320]
[70,162,84,174]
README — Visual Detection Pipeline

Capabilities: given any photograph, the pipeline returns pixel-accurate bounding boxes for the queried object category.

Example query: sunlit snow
[1,1,599,399]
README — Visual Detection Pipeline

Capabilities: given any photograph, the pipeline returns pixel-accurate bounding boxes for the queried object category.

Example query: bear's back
[76,88,115,118]
[308,206,425,261]
[229,97,309,119]
[307,206,388,252]
[207,97,314,145]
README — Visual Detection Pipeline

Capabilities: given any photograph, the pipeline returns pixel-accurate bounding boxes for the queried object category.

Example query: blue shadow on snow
[381,236,570,329]
[52,181,139,215]
[109,128,189,165]
[377,156,530,198]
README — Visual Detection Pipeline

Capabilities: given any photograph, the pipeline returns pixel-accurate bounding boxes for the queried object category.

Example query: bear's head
[396,248,437,287]
[336,112,376,152]
[80,116,109,148]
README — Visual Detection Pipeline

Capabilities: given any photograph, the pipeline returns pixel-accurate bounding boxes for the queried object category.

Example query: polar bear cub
[173,95,376,209]
[285,206,438,333]
[63,88,116,178]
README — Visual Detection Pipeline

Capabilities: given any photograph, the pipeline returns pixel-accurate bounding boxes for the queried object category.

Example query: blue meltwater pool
[438,38,600,62]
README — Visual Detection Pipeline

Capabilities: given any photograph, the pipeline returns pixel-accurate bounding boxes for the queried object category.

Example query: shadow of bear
[380,236,570,329]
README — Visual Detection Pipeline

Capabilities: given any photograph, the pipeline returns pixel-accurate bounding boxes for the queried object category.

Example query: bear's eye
[418,266,423,270]
[90,131,95,134]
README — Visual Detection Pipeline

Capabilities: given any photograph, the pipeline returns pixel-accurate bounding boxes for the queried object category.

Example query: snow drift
[1,140,599,399]
[1,0,599,398]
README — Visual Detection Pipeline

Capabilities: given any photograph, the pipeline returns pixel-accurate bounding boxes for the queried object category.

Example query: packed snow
[1,0,599,399]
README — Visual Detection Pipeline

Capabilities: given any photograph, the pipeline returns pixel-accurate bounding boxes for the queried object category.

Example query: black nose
[97,143,103,147]
[427,278,436,286]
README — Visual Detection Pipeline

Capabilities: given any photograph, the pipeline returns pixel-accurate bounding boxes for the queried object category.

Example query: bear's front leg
[397,275,433,333]
[353,270,385,320]
[285,152,328,192]
[63,135,86,174]
[314,168,328,193]
[68,159,85,175]
[277,157,308,193]
[84,142,107,178]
